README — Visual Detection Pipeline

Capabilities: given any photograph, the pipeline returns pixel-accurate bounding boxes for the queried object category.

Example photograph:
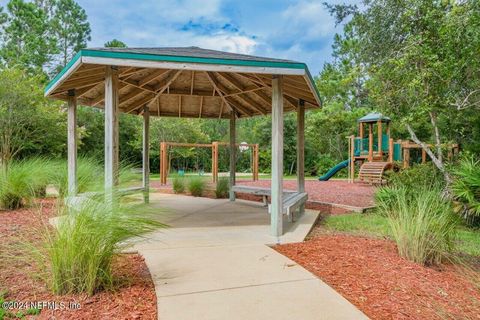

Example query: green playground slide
[318,159,350,181]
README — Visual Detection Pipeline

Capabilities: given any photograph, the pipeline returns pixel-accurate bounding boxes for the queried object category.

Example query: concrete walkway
[132,193,368,320]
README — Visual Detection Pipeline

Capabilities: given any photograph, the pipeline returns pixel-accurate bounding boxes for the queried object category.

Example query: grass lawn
[323,213,480,256]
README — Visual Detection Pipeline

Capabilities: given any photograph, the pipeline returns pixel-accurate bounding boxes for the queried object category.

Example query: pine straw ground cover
[0,199,156,319]
[275,231,480,319]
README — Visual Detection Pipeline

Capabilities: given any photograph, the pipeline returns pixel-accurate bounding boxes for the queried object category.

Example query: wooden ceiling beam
[214,73,268,114]
[204,71,251,117]
[119,88,148,107]
[120,79,156,93]
[125,93,156,113]
[138,69,169,87]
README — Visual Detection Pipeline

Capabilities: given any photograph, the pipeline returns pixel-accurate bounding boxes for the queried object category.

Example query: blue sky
[1,0,357,75]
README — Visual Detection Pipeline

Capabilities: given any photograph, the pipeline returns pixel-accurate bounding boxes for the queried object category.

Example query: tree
[40,0,91,73]
[0,67,65,166]
[325,0,480,185]
[104,39,127,48]
[0,0,57,74]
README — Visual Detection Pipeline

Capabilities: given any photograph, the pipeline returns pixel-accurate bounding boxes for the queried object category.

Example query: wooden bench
[268,192,308,222]
[231,185,295,206]
[231,185,307,222]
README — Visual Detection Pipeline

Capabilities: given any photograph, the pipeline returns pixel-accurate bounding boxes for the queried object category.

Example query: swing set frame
[160,141,259,185]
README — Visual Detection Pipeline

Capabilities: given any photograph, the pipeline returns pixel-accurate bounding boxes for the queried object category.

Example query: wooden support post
[142,106,150,203]
[297,100,305,193]
[271,75,284,237]
[350,135,355,183]
[359,123,364,140]
[229,111,236,201]
[212,142,219,183]
[253,144,259,181]
[296,99,305,217]
[67,90,77,196]
[104,66,119,197]
[422,149,427,164]
[377,120,383,156]
[388,138,394,163]
[160,142,167,185]
[368,124,374,161]
[403,147,410,168]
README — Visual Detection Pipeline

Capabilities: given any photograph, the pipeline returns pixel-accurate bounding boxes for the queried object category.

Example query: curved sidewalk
[133,193,368,320]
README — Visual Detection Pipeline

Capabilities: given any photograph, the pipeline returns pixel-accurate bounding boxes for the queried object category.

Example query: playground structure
[160,141,259,185]
[319,112,459,184]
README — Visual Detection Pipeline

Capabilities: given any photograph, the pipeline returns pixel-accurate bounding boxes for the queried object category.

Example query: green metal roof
[45,46,314,95]
[358,112,391,123]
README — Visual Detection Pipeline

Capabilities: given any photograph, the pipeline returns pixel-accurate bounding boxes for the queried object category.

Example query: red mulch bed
[151,179,375,214]
[275,234,480,320]
[0,199,156,319]
[237,179,376,208]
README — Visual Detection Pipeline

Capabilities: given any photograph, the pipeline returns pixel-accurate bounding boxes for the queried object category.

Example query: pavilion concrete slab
[130,193,368,320]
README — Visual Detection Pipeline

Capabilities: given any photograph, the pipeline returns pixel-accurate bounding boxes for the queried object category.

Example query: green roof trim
[358,112,391,123]
[45,48,322,106]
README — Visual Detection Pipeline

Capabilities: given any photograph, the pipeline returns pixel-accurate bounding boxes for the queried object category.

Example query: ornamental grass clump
[188,177,206,197]
[172,176,186,194]
[0,158,53,210]
[37,192,165,296]
[215,177,229,198]
[377,185,458,265]
[51,157,103,197]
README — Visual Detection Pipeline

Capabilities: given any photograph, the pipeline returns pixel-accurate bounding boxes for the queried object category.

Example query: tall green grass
[50,157,103,197]
[0,158,52,209]
[188,177,206,197]
[377,186,458,265]
[172,176,186,194]
[215,177,229,198]
[34,192,165,295]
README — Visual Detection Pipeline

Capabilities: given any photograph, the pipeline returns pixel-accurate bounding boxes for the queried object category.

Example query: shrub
[387,163,443,189]
[188,177,206,197]
[0,158,53,209]
[377,185,458,265]
[451,155,480,226]
[172,176,186,194]
[215,177,229,198]
[35,192,165,295]
[315,155,341,177]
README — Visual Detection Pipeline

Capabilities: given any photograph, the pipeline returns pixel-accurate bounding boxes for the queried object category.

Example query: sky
[1,0,357,75]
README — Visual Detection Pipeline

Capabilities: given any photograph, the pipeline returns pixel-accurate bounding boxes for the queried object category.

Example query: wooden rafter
[90,82,129,106]
[125,93,155,113]
[119,67,146,78]
[119,88,148,107]
[204,71,247,116]
[215,72,267,115]
[205,72,257,116]
[128,70,183,114]
[120,79,155,93]
[138,69,169,87]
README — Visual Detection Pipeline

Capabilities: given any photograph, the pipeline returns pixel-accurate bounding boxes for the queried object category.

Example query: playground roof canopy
[45,46,321,118]
[358,112,391,123]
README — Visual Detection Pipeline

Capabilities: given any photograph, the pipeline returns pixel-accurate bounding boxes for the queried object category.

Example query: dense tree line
[0,0,479,177]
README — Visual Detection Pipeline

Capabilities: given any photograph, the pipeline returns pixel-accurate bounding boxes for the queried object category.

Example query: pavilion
[44,47,321,236]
